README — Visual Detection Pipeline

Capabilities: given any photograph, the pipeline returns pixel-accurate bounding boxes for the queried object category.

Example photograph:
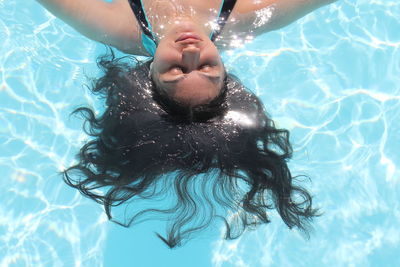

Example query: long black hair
[64,49,320,248]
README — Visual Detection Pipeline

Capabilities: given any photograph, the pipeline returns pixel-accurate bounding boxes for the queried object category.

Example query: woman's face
[151,20,225,107]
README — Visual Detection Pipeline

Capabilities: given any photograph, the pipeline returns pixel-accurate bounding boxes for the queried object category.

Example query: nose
[182,46,200,72]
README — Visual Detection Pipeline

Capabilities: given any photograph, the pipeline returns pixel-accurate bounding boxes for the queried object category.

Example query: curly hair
[63,49,320,248]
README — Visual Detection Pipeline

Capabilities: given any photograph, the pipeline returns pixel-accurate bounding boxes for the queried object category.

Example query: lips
[176,33,202,42]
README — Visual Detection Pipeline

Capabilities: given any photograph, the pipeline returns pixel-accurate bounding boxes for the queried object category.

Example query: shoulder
[232,0,338,14]
[217,0,338,46]
[96,0,149,55]
[37,0,148,55]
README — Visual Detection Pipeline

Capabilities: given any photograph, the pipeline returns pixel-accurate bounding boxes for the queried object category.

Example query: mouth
[177,39,201,45]
[176,33,202,43]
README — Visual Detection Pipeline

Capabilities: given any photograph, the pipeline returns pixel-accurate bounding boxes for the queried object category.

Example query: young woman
[36,0,336,247]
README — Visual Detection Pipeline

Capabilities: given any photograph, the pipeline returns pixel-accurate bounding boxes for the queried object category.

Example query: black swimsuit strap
[128,0,157,44]
[211,0,238,42]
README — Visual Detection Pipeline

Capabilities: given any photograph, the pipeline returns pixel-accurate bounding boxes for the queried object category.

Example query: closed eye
[170,64,216,74]
[200,64,213,71]
[161,73,221,84]
[169,66,184,74]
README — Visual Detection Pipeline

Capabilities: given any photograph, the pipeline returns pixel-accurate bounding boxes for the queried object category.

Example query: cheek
[154,44,170,65]
[154,50,177,73]
[155,38,179,57]
[172,83,220,106]
[203,41,220,57]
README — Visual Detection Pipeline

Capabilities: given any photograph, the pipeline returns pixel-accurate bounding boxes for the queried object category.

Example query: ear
[148,62,154,79]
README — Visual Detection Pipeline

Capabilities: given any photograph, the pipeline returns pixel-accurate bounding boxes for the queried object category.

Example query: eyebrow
[162,73,221,84]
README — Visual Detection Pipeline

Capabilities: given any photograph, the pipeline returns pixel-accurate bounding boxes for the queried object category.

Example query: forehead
[157,72,224,106]
[163,72,221,91]
[164,70,221,84]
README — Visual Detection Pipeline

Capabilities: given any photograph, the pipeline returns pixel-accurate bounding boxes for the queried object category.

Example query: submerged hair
[64,49,320,248]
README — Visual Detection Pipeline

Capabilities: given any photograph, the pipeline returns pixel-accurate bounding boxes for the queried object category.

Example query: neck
[160,17,212,38]
[142,0,222,41]
[150,6,216,41]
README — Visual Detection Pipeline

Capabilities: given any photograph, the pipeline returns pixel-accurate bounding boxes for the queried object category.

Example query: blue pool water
[1,0,399,266]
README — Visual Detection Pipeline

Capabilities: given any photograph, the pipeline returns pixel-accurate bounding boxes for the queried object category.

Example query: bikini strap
[210,0,238,42]
[128,0,157,56]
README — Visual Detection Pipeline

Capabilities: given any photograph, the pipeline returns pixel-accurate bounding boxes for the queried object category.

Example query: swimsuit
[128,0,238,56]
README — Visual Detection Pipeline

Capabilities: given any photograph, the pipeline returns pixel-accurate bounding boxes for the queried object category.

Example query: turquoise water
[1,0,399,266]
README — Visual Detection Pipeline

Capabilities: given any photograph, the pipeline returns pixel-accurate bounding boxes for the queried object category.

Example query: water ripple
[215,0,400,266]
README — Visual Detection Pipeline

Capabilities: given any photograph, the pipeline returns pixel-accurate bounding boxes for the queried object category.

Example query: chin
[173,21,203,34]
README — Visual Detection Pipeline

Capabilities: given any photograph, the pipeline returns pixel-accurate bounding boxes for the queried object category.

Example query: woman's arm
[230,0,338,36]
[259,0,337,32]
[36,0,144,54]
